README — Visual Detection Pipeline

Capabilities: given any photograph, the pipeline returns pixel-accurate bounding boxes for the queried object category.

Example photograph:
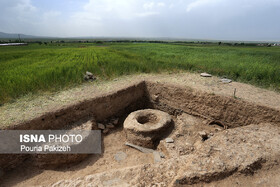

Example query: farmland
[0,42,280,104]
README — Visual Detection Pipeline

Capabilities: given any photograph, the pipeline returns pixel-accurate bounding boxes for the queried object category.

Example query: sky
[0,0,280,41]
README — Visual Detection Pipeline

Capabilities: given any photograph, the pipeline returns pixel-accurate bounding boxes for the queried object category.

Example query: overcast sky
[0,0,280,41]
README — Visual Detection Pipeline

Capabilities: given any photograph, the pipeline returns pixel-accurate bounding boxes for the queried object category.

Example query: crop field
[0,42,280,104]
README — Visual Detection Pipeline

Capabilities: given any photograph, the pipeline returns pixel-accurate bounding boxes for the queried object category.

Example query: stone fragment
[200,72,212,77]
[176,133,184,137]
[98,123,105,130]
[198,131,208,140]
[152,94,159,102]
[125,142,154,153]
[86,71,93,76]
[84,71,96,81]
[165,138,174,143]
[159,152,165,158]
[112,118,119,125]
[106,123,115,129]
[114,151,127,162]
[153,151,161,163]
[103,128,109,134]
[220,78,232,83]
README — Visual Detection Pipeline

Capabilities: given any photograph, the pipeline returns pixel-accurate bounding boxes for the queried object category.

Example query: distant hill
[0,32,43,39]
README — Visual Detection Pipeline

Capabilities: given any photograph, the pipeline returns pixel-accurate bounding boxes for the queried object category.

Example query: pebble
[215,128,222,132]
[114,151,127,161]
[112,118,119,125]
[185,142,192,147]
[106,123,115,129]
[153,94,159,101]
[98,123,105,130]
[220,78,232,83]
[200,72,212,77]
[198,131,208,140]
[165,138,174,143]
[159,152,165,158]
[153,151,161,163]
[198,131,207,137]
[176,133,184,137]
[103,128,109,134]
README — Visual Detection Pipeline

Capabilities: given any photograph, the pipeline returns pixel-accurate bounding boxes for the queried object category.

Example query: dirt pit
[1,80,280,186]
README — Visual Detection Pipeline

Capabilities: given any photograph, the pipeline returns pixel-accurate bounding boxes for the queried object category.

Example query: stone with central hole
[124,109,172,149]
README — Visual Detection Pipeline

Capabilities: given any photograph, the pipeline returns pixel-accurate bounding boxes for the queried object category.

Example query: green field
[0,42,280,104]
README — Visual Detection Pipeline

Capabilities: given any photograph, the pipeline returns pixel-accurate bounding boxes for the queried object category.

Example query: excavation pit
[0,80,280,186]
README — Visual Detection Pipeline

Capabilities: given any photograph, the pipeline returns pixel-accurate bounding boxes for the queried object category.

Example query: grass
[0,42,279,104]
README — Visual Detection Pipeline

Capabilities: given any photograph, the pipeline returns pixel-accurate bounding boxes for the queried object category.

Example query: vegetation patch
[0,42,279,104]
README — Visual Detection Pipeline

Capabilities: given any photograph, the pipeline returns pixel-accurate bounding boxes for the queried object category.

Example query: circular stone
[124,109,172,148]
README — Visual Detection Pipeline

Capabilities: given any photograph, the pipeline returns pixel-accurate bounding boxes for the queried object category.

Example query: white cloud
[17,0,36,11]
[186,0,221,12]
[136,11,160,17]
[144,2,165,10]
[43,11,61,19]
[157,2,165,7]
[72,0,166,21]
[143,2,155,9]
[1,0,280,40]
[82,0,139,20]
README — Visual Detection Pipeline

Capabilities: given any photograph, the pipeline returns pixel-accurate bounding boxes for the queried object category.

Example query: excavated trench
[1,81,280,186]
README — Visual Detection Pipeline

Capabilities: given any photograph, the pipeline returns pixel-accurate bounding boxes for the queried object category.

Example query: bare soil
[0,72,280,187]
[1,72,280,128]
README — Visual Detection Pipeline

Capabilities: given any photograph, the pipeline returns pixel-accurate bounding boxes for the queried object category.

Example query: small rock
[198,131,208,140]
[98,123,105,130]
[198,131,207,137]
[215,128,222,132]
[103,178,121,186]
[152,94,159,102]
[106,123,115,129]
[125,142,154,153]
[103,128,109,134]
[159,152,165,158]
[84,74,88,80]
[165,138,174,143]
[91,120,98,130]
[114,151,127,161]
[153,151,161,163]
[84,71,96,81]
[200,72,212,77]
[86,71,93,76]
[112,118,119,125]
[185,142,192,147]
[220,78,232,83]
[176,133,183,137]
